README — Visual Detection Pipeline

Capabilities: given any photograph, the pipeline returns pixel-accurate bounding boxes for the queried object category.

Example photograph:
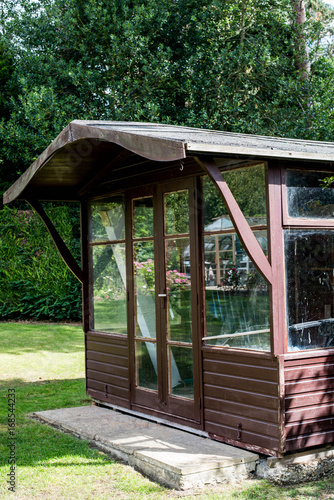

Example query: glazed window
[202,164,270,351]
[285,229,334,351]
[90,195,125,241]
[89,195,127,334]
[286,169,334,219]
[202,163,267,231]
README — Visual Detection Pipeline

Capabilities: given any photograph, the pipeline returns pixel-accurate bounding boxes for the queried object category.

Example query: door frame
[126,177,202,424]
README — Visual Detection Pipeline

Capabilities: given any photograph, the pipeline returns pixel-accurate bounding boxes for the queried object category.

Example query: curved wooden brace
[25,198,83,283]
[196,156,272,284]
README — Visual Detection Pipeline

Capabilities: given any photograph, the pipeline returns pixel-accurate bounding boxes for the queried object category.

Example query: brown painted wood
[285,390,334,408]
[205,409,279,438]
[196,156,272,284]
[205,396,278,423]
[203,358,278,381]
[203,372,277,395]
[285,364,334,381]
[267,165,286,355]
[77,147,131,196]
[206,422,280,452]
[26,197,83,283]
[87,369,129,388]
[285,430,334,451]
[208,432,281,457]
[87,388,131,409]
[285,403,334,423]
[285,376,334,395]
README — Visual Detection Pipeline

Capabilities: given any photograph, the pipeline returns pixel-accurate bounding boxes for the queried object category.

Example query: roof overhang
[4,120,334,204]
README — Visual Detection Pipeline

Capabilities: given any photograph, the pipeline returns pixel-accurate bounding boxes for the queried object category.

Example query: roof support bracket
[196,156,272,284]
[25,198,83,283]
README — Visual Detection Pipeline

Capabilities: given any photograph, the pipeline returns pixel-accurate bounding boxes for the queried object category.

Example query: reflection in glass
[285,230,334,351]
[204,232,270,350]
[92,244,127,333]
[164,190,189,235]
[202,164,267,230]
[166,238,192,343]
[133,197,154,238]
[136,341,157,391]
[287,170,334,219]
[90,196,125,242]
[169,346,194,399]
[134,241,156,339]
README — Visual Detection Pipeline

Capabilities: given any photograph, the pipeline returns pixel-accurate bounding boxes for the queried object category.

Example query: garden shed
[4,121,334,457]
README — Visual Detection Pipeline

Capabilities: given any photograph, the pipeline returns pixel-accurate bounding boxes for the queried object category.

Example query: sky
[325,0,334,6]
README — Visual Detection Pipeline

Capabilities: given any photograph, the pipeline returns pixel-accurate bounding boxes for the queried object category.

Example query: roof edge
[3,121,187,204]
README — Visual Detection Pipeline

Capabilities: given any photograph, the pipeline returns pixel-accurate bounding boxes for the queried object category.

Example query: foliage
[0,0,334,321]
[0,0,333,193]
[0,204,82,321]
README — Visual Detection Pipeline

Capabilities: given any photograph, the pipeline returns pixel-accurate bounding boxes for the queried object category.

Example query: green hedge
[0,203,82,321]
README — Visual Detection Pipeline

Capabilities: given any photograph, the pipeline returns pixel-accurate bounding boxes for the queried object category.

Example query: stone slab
[31,405,259,490]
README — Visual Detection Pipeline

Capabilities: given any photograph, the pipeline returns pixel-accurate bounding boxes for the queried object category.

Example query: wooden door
[129,178,201,423]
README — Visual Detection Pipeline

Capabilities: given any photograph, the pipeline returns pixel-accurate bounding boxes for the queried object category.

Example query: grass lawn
[0,322,333,499]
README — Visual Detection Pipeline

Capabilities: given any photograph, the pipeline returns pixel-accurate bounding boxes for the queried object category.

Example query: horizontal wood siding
[284,353,334,451]
[203,349,280,454]
[86,333,130,409]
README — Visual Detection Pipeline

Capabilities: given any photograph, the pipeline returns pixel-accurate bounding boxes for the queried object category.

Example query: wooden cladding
[86,333,130,408]
[284,353,334,451]
[202,349,281,454]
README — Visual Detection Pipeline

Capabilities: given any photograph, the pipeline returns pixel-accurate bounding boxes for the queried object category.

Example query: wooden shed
[4,121,334,457]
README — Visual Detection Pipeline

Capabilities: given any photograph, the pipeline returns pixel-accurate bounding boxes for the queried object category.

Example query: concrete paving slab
[32,405,259,490]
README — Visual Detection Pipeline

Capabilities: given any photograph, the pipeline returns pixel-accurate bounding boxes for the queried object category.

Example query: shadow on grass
[0,322,84,354]
[0,377,107,468]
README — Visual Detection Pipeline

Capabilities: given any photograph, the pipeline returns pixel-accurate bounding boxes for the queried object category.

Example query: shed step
[32,405,259,490]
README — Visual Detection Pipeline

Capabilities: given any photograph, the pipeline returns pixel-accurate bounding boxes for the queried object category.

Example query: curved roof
[4,120,334,204]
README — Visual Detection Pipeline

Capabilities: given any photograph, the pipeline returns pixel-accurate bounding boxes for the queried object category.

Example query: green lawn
[0,321,333,499]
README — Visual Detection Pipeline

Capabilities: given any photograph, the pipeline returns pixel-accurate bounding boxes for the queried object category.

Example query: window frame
[87,192,129,337]
[282,167,334,228]
[281,165,334,354]
[200,162,272,353]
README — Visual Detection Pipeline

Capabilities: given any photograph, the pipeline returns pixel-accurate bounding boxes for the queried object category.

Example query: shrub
[0,203,82,321]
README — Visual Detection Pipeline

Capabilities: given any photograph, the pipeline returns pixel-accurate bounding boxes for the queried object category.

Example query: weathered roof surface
[4,120,334,204]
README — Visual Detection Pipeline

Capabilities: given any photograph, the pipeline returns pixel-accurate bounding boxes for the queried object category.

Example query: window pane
[92,244,127,334]
[166,238,192,343]
[164,190,189,235]
[134,241,156,339]
[133,197,154,238]
[169,346,194,400]
[135,341,157,391]
[90,196,125,242]
[204,232,270,351]
[202,164,267,231]
[287,170,334,219]
[285,230,334,351]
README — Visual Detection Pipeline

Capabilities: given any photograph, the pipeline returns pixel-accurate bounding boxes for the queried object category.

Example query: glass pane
[136,341,157,391]
[92,244,127,333]
[202,164,267,231]
[166,238,192,343]
[90,196,125,242]
[169,346,194,400]
[134,241,156,338]
[164,190,189,235]
[287,170,334,219]
[133,197,154,238]
[285,230,334,351]
[204,232,270,351]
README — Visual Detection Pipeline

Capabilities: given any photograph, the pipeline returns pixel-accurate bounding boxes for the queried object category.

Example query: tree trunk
[293,0,311,79]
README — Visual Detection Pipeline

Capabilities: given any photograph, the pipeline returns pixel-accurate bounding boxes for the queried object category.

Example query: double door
[128,178,201,423]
